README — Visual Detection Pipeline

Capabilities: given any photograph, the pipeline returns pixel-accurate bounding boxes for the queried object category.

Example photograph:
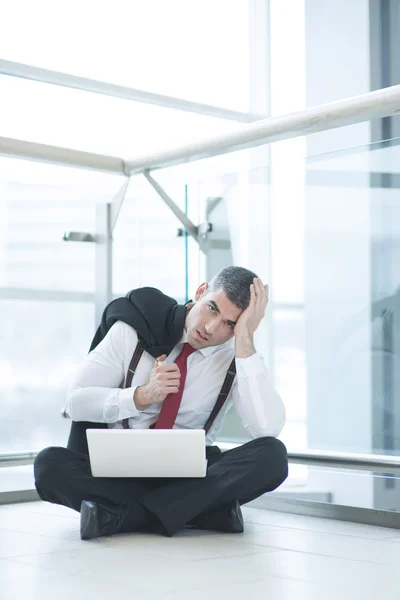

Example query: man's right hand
[133,354,181,410]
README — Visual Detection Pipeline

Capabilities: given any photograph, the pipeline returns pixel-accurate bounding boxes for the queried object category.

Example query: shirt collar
[179,331,234,357]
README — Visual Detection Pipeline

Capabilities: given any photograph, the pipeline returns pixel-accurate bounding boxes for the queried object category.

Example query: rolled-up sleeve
[232,352,286,438]
[65,322,141,423]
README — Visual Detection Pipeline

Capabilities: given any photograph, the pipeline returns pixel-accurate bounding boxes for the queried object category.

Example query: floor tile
[0,558,160,600]
[0,508,80,540]
[167,575,392,600]
[264,549,400,593]
[242,506,400,540]
[227,527,400,566]
[0,501,79,519]
[96,527,279,559]
[12,544,276,592]
[155,548,400,599]
[0,528,97,560]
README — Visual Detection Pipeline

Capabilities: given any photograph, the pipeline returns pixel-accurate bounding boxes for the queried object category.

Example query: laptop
[87,429,207,478]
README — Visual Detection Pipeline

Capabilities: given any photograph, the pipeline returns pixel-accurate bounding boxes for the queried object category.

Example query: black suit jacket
[89,287,188,358]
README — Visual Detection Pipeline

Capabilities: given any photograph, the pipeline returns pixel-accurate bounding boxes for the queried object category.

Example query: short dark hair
[206,266,258,310]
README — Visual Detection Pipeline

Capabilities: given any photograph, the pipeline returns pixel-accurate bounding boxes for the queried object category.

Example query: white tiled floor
[2,501,400,599]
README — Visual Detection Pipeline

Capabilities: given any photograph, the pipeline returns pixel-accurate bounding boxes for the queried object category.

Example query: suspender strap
[203,358,236,434]
[122,343,144,429]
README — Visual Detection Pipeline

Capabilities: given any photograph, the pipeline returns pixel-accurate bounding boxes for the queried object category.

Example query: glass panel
[176,129,400,487]
[181,158,276,443]
[270,138,305,305]
[303,135,400,461]
[273,309,307,451]
[0,299,94,453]
[273,466,400,513]
[0,161,99,457]
[0,0,250,112]
[0,158,121,292]
[0,466,34,494]
[113,176,187,301]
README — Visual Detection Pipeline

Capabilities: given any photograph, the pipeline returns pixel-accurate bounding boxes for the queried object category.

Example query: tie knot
[180,343,196,359]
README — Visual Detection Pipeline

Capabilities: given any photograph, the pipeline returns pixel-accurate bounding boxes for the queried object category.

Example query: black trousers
[34,423,288,537]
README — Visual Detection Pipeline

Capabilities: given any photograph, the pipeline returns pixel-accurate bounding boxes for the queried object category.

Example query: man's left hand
[234,278,269,340]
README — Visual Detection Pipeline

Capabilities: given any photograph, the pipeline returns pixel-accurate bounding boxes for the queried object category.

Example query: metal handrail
[3,448,400,474]
[287,450,400,474]
[0,59,262,123]
[0,136,124,173]
[125,85,400,174]
[1,85,400,173]
[0,452,39,468]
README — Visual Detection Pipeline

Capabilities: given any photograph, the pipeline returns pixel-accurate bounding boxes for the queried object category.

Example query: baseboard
[0,489,40,505]
[246,494,400,529]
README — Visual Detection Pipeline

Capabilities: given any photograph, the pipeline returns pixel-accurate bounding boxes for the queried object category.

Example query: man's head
[185,266,258,349]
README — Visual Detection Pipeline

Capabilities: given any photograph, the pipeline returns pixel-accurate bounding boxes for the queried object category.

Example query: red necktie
[153,343,196,429]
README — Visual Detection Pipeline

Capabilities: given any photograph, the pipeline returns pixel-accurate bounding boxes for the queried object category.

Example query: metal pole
[0,136,124,173]
[0,59,262,123]
[4,447,400,474]
[125,84,400,174]
[95,203,113,328]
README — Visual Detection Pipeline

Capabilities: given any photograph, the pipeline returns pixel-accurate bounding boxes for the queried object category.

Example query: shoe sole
[80,501,97,541]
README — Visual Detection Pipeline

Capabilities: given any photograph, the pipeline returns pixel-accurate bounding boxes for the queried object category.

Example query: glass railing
[0,160,123,456]
[170,131,400,512]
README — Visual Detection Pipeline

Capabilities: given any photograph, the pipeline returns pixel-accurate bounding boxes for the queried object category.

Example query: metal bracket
[198,221,213,238]
[143,170,210,252]
[110,176,131,233]
[62,177,131,244]
[62,231,95,243]
[205,196,223,217]
[177,222,213,239]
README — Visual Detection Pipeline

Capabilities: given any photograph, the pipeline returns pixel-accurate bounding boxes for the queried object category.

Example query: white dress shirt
[66,321,286,445]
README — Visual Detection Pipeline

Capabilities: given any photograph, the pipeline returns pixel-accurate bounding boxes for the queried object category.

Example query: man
[34,266,287,540]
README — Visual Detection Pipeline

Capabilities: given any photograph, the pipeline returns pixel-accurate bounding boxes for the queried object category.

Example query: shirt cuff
[117,387,141,420]
[235,352,267,378]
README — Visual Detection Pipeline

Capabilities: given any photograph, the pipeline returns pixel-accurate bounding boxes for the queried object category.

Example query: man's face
[185,283,243,349]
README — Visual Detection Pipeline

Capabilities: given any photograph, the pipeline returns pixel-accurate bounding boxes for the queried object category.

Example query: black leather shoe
[80,500,128,541]
[191,500,244,533]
